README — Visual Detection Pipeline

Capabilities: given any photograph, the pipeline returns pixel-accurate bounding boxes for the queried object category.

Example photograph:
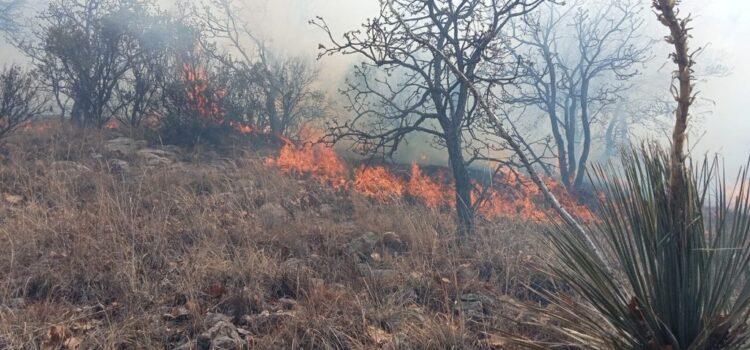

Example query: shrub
[0,65,48,141]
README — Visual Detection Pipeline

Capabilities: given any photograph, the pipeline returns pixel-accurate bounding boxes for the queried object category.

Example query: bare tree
[191,0,326,137]
[114,12,198,128]
[507,0,649,192]
[17,0,140,128]
[0,0,23,34]
[313,0,545,235]
[0,65,49,141]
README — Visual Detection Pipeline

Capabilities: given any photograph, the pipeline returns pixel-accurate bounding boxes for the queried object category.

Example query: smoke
[205,0,379,91]
[1,0,748,172]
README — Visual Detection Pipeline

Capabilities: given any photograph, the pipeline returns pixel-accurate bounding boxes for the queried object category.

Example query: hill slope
[0,128,561,349]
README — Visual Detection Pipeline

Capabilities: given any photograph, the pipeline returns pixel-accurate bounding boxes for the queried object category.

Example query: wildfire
[19,120,55,132]
[408,163,452,208]
[104,119,121,130]
[266,135,596,222]
[182,63,225,122]
[266,141,349,189]
[354,165,406,200]
[229,121,254,134]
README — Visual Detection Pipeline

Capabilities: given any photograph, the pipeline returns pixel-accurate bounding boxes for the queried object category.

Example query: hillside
[0,127,563,349]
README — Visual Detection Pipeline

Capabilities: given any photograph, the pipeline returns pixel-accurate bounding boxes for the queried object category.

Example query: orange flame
[266,141,349,189]
[353,165,406,200]
[266,131,595,222]
[182,63,225,122]
[408,163,452,207]
[19,121,55,132]
[104,119,121,130]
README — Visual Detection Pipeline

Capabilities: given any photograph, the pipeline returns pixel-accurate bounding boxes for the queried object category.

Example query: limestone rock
[104,137,139,157]
[137,148,177,166]
[381,231,407,252]
[196,320,247,350]
[348,232,379,258]
[454,293,492,321]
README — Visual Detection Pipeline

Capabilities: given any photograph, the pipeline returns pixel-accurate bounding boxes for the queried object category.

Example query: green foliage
[542,146,750,349]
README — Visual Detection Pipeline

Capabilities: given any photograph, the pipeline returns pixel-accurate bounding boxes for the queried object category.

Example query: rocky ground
[0,128,565,349]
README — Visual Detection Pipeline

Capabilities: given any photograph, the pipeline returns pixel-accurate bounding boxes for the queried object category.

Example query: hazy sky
[296,0,750,171]
[679,0,750,171]
[1,0,748,171]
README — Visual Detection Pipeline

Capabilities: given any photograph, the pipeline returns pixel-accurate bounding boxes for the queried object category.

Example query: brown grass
[0,127,562,349]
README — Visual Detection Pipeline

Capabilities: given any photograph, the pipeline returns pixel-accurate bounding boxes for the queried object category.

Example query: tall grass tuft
[540,146,750,349]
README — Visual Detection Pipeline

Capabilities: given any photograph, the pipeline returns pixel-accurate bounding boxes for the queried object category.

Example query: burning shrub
[159,61,231,147]
[0,66,48,142]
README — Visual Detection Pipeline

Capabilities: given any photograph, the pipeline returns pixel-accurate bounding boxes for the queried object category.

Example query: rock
[162,307,192,323]
[212,336,240,350]
[277,298,297,311]
[348,232,379,259]
[454,293,492,321]
[197,335,211,350]
[204,313,232,328]
[456,264,479,284]
[173,342,194,350]
[107,159,130,175]
[104,137,139,157]
[137,148,177,166]
[50,161,91,176]
[381,231,407,252]
[197,320,247,350]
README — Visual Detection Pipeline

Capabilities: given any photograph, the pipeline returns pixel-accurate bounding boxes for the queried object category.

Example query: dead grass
[0,127,563,349]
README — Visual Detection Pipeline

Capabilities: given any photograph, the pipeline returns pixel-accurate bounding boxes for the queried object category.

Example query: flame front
[266,141,349,189]
[354,165,406,200]
[267,135,595,222]
[408,163,452,208]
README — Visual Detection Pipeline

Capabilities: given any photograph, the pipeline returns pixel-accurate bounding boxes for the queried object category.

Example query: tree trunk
[71,99,85,127]
[574,80,592,191]
[565,97,578,187]
[446,133,474,236]
[266,88,281,134]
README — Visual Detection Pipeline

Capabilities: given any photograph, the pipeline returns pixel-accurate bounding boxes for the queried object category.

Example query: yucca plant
[519,1,750,348]
[538,147,750,349]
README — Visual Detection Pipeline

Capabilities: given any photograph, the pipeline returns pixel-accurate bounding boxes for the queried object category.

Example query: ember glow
[182,64,259,135]
[19,120,56,132]
[104,119,121,130]
[266,135,596,221]
[229,121,254,134]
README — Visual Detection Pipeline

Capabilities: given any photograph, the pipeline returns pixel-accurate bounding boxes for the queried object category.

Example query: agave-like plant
[540,146,750,349]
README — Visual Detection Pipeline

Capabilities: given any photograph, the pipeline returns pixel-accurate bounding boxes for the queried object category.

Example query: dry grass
[0,127,562,349]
